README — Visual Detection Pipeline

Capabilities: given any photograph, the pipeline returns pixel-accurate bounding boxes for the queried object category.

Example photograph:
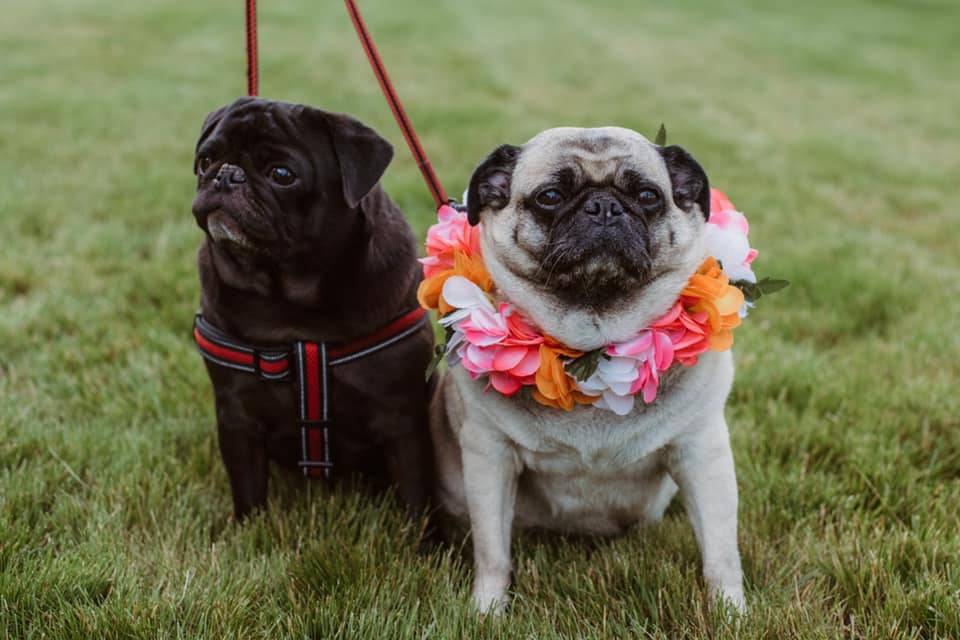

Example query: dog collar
[417,189,786,416]
[193,308,428,477]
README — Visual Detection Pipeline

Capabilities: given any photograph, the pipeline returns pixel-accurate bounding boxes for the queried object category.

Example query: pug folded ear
[466,144,521,226]
[320,111,395,209]
[659,145,710,220]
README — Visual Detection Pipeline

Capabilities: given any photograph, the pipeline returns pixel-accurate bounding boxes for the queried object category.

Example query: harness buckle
[254,350,291,381]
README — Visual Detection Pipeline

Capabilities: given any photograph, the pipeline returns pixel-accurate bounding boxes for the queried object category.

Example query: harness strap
[295,342,331,478]
[192,307,427,478]
[193,316,291,379]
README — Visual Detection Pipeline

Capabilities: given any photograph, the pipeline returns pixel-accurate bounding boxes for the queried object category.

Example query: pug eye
[638,188,661,207]
[197,156,213,175]
[535,188,565,209]
[268,165,296,187]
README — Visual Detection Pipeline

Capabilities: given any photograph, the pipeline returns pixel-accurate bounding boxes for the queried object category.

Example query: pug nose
[214,163,247,191]
[583,193,625,224]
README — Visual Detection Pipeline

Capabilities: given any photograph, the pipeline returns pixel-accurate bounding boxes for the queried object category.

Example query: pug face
[192,97,393,265]
[467,127,711,349]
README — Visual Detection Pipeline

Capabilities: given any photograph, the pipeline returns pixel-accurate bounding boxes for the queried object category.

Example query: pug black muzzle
[534,187,657,306]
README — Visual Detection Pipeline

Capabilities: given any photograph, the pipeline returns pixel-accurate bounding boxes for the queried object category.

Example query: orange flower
[417,268,455,313]
[681,257,744,350]
[532,342,596,411]
[454,250,493,293]
[417,250,494,315]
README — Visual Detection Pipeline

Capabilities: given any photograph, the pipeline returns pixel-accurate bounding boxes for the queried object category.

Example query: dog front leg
[460,427,520,613]
[382,421,434,520]
[668,415,745,612]
[216,417,268,521]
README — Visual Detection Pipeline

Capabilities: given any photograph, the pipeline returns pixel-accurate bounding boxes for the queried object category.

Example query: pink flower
[576,299,722,413]
[575,327,677,414]
[609,328,674,366]
[709,189,749,235]
[442,277,544,397]
[419,205,481,277]
[652,303,711,366]
[488,346,541,395]
[458,338,540,396]
[612,329,674,404]
[501,306,544,346]
[459,306,509,346]
[456,303,545,347]
[632,361,659,405]
[460,343,495,373]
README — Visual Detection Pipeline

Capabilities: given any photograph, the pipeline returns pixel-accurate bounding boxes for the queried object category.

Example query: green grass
[2,0,958,637]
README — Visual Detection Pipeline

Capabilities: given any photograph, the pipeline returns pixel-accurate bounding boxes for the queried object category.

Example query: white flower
[704,225,756,284]
[438,275,494,328]
[576,356,641,416]
[593,392,636,416]
[704,201,758,318]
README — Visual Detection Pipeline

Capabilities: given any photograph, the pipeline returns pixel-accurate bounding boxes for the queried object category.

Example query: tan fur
[432,127,745,614]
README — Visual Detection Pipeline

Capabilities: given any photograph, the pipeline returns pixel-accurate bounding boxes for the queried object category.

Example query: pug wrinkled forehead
[517,127,676,204]
[466,127,711,310]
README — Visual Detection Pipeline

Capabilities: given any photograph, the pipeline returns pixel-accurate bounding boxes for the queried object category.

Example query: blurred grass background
[1,0,958,637]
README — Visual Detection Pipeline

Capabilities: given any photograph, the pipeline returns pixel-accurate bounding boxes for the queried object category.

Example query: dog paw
[472,575,510,614]
[710,584,746,615]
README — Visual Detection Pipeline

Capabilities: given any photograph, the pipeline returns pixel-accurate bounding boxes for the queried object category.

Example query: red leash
[241,0,446,206]
[343,0,448,208]
[245,0,258,95]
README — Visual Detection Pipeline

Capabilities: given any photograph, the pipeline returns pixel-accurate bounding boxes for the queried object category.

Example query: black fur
[191,97,434,521]
[659,145,710,219]
[466,144,521,225]
[523,177,659,309]
[312,108,394,208]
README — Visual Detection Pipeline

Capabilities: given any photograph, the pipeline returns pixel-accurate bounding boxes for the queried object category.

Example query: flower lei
[417,189,786,415]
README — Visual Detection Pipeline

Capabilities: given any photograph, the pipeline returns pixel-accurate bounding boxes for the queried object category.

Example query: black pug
[190,97,434,520]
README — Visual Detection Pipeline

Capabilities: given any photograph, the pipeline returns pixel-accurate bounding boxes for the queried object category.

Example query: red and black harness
[193,308,427,479]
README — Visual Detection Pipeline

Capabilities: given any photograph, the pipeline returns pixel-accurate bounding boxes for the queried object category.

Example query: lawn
[1,0,958,637]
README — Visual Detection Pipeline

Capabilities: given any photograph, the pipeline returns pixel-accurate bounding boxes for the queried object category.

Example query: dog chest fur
[435,349,734,535]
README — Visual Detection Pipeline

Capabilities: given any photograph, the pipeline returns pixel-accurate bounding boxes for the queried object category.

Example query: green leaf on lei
[566,349,607,382]
[424,344,444,381]
[654,123,667,146]
[733,277,790,303]
[425,327,455,381]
